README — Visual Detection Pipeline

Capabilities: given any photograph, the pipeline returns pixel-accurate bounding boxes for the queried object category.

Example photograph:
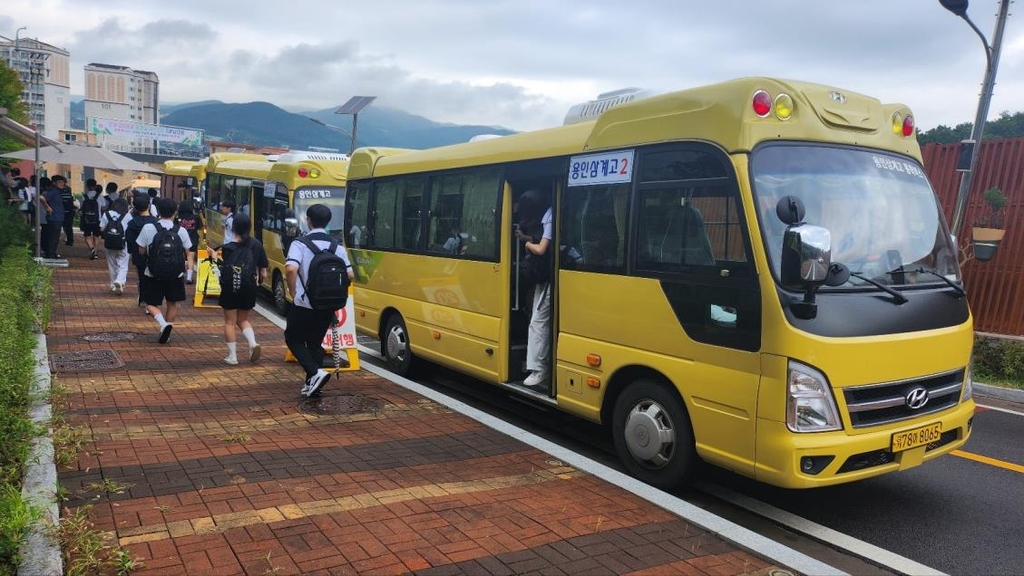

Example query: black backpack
[148,224,186,280]
[102,213,126,250]
[298,234,350,311]
[127,215,156,267]
[220,241,258,296]
[81,196,100,225]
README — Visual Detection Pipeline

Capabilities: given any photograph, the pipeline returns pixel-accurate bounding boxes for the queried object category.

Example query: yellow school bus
[161,159,206,204]
[344,77,974,489]
[202,153,277,249]
[261,152,349,313]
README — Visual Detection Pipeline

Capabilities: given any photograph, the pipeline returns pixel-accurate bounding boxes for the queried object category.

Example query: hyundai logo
[905,387,930,410]
[829,91,847,104]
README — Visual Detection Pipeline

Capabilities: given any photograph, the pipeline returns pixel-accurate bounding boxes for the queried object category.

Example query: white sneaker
[300,369,331,397]
[113,282,123,295]
[524,371,548,387]
[224,356,238,365]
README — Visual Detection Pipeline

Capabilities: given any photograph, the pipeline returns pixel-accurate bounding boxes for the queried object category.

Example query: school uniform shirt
[136,219,193,278]
[223,214,234,239]
[99,191,120,213]
[286,228,352,310]
[43,186,65,223]
[100,210,133,246]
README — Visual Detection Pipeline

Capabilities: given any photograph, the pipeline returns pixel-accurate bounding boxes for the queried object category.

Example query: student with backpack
[79,179,102,259]
[285,204,354,397]
[136,197,192,344]
[100,197,131,294]
[215,213,268,364]
[175,200,205,285]
[126,196,157,311]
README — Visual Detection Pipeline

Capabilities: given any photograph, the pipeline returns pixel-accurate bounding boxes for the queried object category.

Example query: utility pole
[943,0,1012,238]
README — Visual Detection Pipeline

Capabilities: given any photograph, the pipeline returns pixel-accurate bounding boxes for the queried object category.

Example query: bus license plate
[891,423,942,452]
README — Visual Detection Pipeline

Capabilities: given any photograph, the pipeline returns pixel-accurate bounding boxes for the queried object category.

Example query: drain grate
[300,394,385,416]
[83,331,143,342]
[49,349,125,373]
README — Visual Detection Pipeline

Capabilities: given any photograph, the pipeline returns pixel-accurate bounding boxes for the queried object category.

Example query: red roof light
[902,115,915,137]
[752,90,772,117]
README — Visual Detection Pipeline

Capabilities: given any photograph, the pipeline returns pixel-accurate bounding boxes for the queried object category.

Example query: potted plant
[972,187,1008,261]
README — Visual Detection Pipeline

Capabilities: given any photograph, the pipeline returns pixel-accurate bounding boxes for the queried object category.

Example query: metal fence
[923,137,1024,335]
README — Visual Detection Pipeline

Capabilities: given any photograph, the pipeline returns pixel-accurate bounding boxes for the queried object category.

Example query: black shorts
[140,274,187,306]
[80,223,101,236]
[218,290,257,311]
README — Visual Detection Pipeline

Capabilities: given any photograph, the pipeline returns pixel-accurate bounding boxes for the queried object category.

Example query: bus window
[261,183,286,232]
[372,177,424,251]
[347,182,370,248]
[561,183,628,272]
[427,170,501,258]
[235,178,253,216]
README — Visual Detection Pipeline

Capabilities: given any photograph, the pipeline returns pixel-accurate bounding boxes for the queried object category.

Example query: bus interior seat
[641,203,716,267]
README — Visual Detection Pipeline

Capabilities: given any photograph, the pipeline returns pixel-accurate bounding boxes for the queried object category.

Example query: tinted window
[641,149,728,182]
[561,183,628,273]
[372,177,424,250]
[427,170,501,258]
[347,182,370,249]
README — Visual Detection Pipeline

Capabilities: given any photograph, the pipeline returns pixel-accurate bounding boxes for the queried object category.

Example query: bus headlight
[786,361,842,433]
[962,362,973,402]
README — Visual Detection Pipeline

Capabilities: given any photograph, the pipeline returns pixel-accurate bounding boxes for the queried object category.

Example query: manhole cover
[83,332,142,342]
[49,349,125,373]
[300,394,385,416]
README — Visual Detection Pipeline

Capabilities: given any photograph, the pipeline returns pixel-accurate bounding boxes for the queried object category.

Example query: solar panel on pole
[335,96,376,154]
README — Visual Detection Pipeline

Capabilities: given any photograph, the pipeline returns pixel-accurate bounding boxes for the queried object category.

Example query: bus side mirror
[283,218,300,239]
[781,224,832,286]
[781,224,832,320]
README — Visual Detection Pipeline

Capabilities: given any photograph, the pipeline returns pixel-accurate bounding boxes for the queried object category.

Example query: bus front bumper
[753,400,975,489]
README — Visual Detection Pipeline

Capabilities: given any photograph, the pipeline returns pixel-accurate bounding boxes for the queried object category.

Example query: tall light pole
[942,0,1012,238]
[335,96,375,155]
[308,116,351,152]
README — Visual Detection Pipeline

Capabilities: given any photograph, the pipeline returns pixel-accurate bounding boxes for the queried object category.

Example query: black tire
[382,314,414,376]
[272,273,289,316]
[611,379,696,489]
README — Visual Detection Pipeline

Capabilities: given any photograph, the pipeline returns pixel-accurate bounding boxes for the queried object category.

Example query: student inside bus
[514,189,553,389]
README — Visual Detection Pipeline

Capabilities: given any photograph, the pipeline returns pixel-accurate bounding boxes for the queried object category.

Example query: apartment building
[84,63,160,153]
[0,34,72,140]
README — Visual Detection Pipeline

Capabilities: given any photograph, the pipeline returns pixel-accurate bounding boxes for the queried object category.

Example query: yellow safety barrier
[193,249,221,308]
[284,287,359,373]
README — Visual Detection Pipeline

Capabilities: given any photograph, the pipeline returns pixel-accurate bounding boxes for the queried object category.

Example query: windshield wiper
[849,272,908,305]
[913,268,966,298]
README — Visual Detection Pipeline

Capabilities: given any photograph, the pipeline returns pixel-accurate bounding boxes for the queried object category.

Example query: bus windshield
[751,144,960,288]
[294,186,346,239]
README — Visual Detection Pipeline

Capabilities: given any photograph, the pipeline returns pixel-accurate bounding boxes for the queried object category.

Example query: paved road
[355,337,1024,575]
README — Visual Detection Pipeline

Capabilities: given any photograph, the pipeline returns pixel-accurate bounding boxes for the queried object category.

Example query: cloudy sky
[3,0,1022,132]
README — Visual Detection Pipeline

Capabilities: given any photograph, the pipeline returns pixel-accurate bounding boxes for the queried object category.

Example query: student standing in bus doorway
[175,200,204,284]
[220,198,236,238]
[217,213,268,364]
[137,198,192,344]
[285,204,354,397]
[100,197,131,295]
[515,189,553,389]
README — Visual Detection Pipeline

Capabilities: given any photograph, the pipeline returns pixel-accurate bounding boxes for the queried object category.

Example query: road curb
[975,382,1024,404]
[18,333,63,576]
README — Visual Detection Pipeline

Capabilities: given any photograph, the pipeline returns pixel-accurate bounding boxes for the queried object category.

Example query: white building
[84,63,160,153]
[0,34,72,140]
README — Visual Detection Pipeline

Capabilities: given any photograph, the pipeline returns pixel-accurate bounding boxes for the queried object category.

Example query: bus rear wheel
[612,380,696,489]
[383,314,414,376]
[272,273,288,316]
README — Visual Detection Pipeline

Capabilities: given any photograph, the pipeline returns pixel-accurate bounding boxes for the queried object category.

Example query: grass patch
[58,506,142,576]
[85,479,133,496]
[0,223,51,574]
[222,432,251,443]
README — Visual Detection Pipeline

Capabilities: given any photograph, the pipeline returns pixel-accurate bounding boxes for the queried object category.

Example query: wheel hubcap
[274,279,285,307]
[623,399,675,468]
[386,324,407,362]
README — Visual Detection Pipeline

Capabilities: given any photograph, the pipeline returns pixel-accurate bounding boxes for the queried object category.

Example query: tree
[0,60,30,157]
[917,111,1024,145]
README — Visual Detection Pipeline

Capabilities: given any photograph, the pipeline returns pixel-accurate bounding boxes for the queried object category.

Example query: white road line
[697,483,946,576]
[254,305,844,575]
[977,403,1024,417]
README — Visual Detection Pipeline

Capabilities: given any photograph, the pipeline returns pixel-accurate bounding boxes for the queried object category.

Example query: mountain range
[69,98,517,151]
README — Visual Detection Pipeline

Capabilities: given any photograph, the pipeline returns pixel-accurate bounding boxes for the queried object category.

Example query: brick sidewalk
[50,241,784,575]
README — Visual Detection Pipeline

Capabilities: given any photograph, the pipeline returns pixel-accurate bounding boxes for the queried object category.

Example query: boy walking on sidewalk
[137,198,193,343]
[285,204,354,396]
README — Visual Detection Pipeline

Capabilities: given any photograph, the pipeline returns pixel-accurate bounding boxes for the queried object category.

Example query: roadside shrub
[973,334,1024,389]
[0,245,48,574]
[0,206,32,252]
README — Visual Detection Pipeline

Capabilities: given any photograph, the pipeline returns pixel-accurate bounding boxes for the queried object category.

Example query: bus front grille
[843,369,965,428]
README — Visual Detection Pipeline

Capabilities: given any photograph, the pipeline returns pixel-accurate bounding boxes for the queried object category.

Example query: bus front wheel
[272,273,288,316]
[383,315,413,376]
[612,380,696,489]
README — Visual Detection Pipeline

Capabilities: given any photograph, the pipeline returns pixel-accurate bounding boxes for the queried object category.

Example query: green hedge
[973,335,1024,390]
[0,206,49,574]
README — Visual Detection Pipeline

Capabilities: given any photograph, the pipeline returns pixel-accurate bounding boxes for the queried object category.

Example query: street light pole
[943,0,1012,238]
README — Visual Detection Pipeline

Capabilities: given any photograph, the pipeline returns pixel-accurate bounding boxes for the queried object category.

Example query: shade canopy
[0,115,63,148]
[1,144,161,173]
